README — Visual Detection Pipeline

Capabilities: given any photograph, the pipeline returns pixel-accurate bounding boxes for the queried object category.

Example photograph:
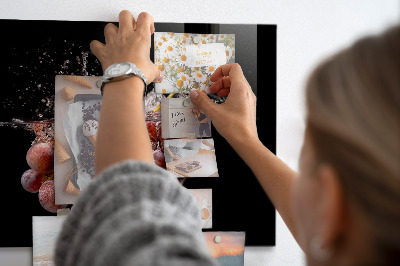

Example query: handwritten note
[171,111,186,128]
[161,98,212,139]
[184,43,226,67]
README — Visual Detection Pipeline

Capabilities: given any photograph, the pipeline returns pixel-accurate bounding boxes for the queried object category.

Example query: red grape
[26,142,54,174]
[146,121,158,151]
[38,180,67,213]
[153,149,166,169]
[21,169,45,193]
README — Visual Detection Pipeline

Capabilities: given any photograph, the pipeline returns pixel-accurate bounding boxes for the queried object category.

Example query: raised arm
[55,10,216,266]
[189,64,299,243]
[90,11,162,175]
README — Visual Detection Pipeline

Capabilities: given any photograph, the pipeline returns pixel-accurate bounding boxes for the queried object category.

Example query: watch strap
[97,62,148,96]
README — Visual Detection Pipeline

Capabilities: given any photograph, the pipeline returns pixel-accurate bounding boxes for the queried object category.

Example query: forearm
[165,146,174,157]
[95,77,153,175]
[229,137,299,241]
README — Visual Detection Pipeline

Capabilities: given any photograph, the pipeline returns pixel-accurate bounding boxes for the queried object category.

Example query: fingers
[209,76,231,93]
[217,88,230,97]
[104,23,118,44]
[151,63,164,83]
[189,90,217,118]
[210,63,243,83]
[136,12,154,36]
[118,10,135,36]
[90,40,105,60]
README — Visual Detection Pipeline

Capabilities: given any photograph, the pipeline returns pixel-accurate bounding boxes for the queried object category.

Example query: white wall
[0,1,398,265]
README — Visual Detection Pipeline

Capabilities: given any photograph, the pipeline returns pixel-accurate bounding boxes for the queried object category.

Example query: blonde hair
[305,25,400,264]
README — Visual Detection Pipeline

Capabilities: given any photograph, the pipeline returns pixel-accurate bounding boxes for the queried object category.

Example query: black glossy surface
[0,20,276,247]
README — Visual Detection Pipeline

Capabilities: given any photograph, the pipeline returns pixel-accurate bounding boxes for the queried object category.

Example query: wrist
[228,130,262,152]
[102,76,145,98]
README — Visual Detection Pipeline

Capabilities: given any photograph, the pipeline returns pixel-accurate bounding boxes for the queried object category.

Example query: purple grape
[38,180,67,213]
[26,142,54,174]
[21,169,45,193]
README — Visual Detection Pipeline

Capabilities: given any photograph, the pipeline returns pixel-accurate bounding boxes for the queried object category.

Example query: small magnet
[96,80,102,88]
[214,235,222,244]
[183,98,191,107]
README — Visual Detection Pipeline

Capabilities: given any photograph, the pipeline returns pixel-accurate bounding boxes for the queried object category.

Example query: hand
[189,63,258,146]
[172,154,181,160]
[90,10,163,83]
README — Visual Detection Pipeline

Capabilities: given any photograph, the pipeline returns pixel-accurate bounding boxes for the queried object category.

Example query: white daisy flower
[176,79,185,89]
[199,82,209,93]
[177,48,188,63]
[225,46,233,62]
[199,34,209,45]
[205,65,218,75]
[159,40,178,60]
[158,34,169,42]
[155,40,164,48]
[177,72,190,87]
[207,34,217,43]
[193,70,207,83]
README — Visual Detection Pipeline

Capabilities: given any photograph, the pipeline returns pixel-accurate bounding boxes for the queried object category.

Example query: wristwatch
[96,62,148,95]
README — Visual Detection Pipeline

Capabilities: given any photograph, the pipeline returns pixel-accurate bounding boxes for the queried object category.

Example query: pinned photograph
[54,76,166,204]
[161,97,212,139]
[164,138,218,177]
[154,32,235,94]
[204,231,246,266]
[54,75,101,204]
[33,216,66,266]
[189,189,212,228]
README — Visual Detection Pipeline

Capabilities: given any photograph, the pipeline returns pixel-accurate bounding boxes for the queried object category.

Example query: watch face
[106,62,131,77]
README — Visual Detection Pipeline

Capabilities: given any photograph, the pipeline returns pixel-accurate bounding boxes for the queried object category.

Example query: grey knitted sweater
[55,160,217,266]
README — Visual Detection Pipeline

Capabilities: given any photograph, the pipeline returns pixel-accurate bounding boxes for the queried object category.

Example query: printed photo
[161,97,212,139]
[204,231,246,266]
[54,75,102,204]
[154,32,235,94]
[54,76,166,204]
[189,189,212,228]
[144,91,166,169]
[33,216,66,266]
[164,138,218,177]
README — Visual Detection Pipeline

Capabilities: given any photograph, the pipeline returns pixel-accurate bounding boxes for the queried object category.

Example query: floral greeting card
[154,32,235,94]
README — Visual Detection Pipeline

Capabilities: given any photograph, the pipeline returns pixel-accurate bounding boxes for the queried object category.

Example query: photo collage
[0,19,276,252]
[53,33,234,235]
[44,31,244,264]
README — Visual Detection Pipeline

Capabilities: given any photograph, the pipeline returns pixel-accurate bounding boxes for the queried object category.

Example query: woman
[55,10,400,266]
[187,105,211,137]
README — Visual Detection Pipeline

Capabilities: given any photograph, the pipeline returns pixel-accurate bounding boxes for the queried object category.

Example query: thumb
[189,90,216,117]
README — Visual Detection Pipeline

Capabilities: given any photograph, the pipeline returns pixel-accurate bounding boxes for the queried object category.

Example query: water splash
[1,37,102,123]
[0,119,55,146]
